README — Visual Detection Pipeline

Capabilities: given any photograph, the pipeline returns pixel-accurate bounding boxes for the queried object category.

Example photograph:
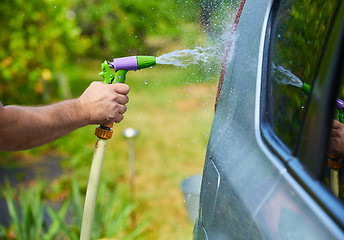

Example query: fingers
[332,120,341,129]
[110,83,130,104]
[79,81,130,125]
[113,83,130,95]
[117,95,129,105]
[330,120,344,137]
[118,104,127,114]
[114,114,124,123]
[329,120,344,158]
[105,92,128,124]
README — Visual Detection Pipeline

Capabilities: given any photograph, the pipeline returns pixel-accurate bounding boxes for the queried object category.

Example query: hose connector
[95,126,113,139]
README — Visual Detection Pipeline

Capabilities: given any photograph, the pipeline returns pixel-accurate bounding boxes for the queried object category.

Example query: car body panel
[194,0,344,239]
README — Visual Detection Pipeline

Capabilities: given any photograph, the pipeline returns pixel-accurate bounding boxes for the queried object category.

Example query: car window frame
[260,0,294,163]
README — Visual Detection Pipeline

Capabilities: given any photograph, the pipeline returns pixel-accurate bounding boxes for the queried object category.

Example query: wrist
[76,98,92,126]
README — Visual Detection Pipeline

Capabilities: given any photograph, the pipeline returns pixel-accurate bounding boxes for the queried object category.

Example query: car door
[194,0,344,239]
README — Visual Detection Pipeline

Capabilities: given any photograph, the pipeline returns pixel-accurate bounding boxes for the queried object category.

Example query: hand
[328,120,344,159]
[78,82,130,125]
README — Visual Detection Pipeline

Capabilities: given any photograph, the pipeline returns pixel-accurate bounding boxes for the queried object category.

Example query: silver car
[194,0,344,239]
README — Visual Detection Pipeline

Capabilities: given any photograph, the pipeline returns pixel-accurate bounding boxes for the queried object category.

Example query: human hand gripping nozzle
[80,56,156,240]
[95,56,156,138]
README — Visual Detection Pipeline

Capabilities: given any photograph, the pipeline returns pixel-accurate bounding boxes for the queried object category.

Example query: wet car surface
[194,0,344,239]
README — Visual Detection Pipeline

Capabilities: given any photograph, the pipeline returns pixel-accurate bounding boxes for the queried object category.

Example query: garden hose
[80,126,112,240]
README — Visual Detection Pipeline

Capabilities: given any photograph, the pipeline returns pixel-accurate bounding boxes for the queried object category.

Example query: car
[194,0,344,239]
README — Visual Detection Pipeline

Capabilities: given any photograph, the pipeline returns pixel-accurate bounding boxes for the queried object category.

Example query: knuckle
[115,84,130,94]
[115,115,124,123]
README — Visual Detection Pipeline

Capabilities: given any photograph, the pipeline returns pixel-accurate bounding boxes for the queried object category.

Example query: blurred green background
[0,0,239,239]
[0,0,208,105]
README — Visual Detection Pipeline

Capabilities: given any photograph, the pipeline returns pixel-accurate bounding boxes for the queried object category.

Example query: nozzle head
[137,56,156,70]
[111,56,138,71]
[302,83,311,95]
[110,56,156,71]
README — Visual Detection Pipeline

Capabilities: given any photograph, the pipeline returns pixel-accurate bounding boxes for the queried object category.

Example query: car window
[268,0,339,152]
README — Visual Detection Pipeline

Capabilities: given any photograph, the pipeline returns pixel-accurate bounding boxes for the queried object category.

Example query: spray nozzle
[302,82,311,96]
[302,82,344,113]
[99,56,156,84]
[109,56,156,71]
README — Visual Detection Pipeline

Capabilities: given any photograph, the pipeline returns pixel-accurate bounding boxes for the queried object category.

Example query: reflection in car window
[326,77,344,201]
[269,0,338,151]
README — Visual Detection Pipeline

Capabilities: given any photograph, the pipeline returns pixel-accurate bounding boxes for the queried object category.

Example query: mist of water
[155,1,240,70]
[156,47,217,67]
[272,64,303,88]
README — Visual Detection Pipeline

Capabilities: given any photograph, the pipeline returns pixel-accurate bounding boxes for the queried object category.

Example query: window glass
[269,0,338,151]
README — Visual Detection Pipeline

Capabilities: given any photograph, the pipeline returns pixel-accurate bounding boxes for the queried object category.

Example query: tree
[0,0,89,104]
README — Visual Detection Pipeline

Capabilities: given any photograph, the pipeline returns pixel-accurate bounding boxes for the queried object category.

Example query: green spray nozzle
[301,82,344,122]
[137,56,156,70]
[99,56,156,84]
[302,82,311,95]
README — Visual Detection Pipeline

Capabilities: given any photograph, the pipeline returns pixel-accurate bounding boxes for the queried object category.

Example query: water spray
[302,82,343,197]
[80,56,156,240]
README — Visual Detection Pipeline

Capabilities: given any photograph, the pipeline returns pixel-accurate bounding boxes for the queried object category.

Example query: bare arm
[0,82,129,151]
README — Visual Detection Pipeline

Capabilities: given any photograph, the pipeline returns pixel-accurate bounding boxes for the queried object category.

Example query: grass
[0,61,219,239]
[0,178,149,239]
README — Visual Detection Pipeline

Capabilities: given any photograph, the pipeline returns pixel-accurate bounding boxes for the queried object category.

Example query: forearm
[0,82,129,151]
[0,99,88,151]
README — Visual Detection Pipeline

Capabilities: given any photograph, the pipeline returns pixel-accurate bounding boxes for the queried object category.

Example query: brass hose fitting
[95,126,113,139]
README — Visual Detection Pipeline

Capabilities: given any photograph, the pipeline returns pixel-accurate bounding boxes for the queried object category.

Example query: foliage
[0,0,88,105]
[74,0,190,58]
[0,0,205,105]
[273,0,338,81]
[0,179,60,239]
[0,177,149,239]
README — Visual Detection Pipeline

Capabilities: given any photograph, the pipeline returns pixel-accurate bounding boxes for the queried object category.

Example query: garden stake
[80,56,156,240]
[122,128,139,229]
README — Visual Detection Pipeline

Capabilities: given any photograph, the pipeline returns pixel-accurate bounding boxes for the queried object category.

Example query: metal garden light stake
[122,127,139,229]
